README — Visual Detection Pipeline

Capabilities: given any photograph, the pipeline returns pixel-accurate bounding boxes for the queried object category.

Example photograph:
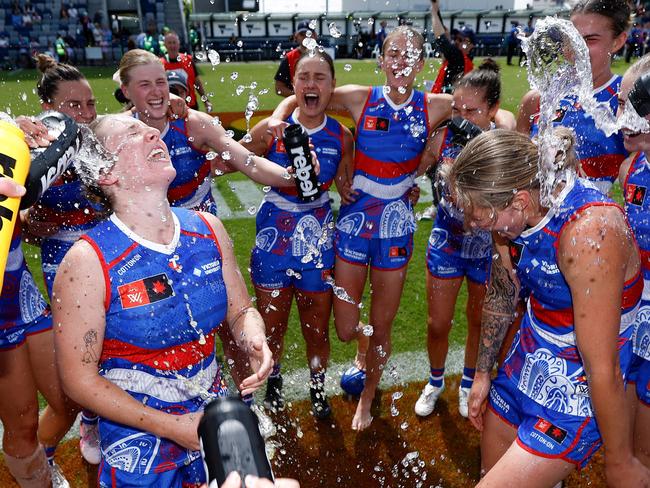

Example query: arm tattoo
[477,251,517,373]
[82,329,99,364]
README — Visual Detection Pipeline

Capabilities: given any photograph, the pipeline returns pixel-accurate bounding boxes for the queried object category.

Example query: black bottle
[21,111,82,209]
[198,397,274,487]
[282,124,320,202]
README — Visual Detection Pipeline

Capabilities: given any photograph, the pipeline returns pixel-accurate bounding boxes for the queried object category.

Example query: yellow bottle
[0,120,30,292]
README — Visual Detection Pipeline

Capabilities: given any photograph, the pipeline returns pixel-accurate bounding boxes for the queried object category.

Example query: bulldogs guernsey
[161,119,216,214]
[624,152,650,362]
[531,75,627,194]
[254,112,342,265]
[81,208,227,475]
[428,126,491,262]
[337,86,429,239]
[503,175,641,417]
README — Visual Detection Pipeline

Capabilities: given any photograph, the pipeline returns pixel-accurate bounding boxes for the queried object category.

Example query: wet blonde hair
[445,128,578,215]
[117,49,162,86]
[382,25,425,61]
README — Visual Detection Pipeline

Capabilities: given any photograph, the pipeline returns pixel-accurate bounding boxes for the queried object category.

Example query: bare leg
[295,290,332,374]
[332,257,368,343]
[634,399,650,468]
[254,287,293,367]
[463,279,487,371]
[352,266,408,431]
[425,273,463,369]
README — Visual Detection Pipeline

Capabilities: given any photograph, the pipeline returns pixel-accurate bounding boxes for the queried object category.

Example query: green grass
[0,56,630,374]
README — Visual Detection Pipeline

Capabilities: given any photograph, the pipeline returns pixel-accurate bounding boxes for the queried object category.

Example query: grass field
[0,56,630,374]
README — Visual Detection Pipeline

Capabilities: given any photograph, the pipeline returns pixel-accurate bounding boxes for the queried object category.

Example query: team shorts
[0,311,52,351]
[488,370,602,468]
[426,245,490,284]
[98,453,205,488]
[250,246,334,293]
[629,354,650,407]
[334,231,413,270]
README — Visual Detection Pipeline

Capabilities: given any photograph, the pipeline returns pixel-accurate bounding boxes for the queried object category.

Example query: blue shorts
[41,238,74,299]
[0,311,52,351]
[488,370,602,468]
[250,247,334,293]
[334,231,413,270]
[426,246,490,284]
[629,354,650,406]
[98,454,205,488]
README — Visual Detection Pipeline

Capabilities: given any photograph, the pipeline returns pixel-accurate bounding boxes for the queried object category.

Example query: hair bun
[35,53,58,73]
[478,58,500,73]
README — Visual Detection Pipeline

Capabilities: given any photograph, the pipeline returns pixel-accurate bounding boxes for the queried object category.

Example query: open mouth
[147,98,165,110]
[303,93,320,109]
[147,146,169,162]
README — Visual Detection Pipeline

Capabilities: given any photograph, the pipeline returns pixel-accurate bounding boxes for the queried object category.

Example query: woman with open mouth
[242,50,354,421]
[268,26,452,431]
[52,114,273,487]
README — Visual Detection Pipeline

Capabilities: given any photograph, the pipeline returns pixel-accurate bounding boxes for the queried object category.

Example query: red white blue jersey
[531,75,627,194]
[337,86,429,239]
[255,113,343,258]
[430,127,491,259]
[162,119,215,213]
[503,176,641,417]
[81,208,227,474]
[623,152,650,361]
[1,226,48,330]
[36,168,100,242]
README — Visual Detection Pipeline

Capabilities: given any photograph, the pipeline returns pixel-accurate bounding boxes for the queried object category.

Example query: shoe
[50,462,70,488]
[251,403,276,439]
[419,204,437,221]
[310,385,332,419]
[414,381,445,417]
[263,375,285,411]
[79,420,101,465]
[458,386,470,418]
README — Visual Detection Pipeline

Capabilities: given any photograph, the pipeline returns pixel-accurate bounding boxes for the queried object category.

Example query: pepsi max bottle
[282,124,320,202]
[198,397,274,487]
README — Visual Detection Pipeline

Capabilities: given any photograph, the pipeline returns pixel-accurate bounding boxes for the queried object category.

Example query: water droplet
[271,289,280,298]
[391,391,403,401]
[196,52,206,61]
[344,64,352,71]
[328,22,342,38]
[20,92,26,102]
[230,72,239,80]
[237,40,243,47]
[224,130,235,138]
[400,422,409,430]
[362,325,374,336]
[247,205,257,215]
[205,151,218,160]
[241,133,252,143]
[221,151,231,160]
[262,186,271,193]
[207,49,220,66]
[302,37,318,51]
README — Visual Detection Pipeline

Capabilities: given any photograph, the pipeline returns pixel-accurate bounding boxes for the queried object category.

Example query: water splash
[74,124,117,188]
[324,275,356,305]
[207,49,220,66]
[328,22,342,38]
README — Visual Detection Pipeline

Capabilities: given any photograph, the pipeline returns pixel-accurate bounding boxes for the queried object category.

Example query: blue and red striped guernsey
[80,208,227,475]
[623,151,650,362]
[255,112,343,255]
[531,75,627,195]
[503,176,641,418]
[162,119,216,213]
[337,86,429,239]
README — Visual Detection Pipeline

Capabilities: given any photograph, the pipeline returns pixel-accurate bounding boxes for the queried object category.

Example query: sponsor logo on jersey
[363,116,390,132]
[509,241,524,265]
[389,246,407,258]
[320,147,339,156]
[116,254,143,276]
[626,184,646,206]
[533,418,567,445]
[118,273,174,309]
[275,139,286,153]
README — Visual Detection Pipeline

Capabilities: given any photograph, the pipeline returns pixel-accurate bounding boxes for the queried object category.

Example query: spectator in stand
[189,24,200,53]
[68,5,78,19]
[376,20,388,48]
[274,20,317,97]
[111,14,119,35]
[627,22,644,62]
[59,4,69,20]
[11,7,23,28]
[162,31,212,112]
[54,33,68,62]
[430,0,474,94]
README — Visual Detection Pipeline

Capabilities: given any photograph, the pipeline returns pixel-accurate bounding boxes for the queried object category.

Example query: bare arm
[516,89,540,134]
[193,75,212,112]
[240,117,274,157]
[188,110,293,187]
[430,0,448,39]
[494,108,517,130]
[417,122,446,177]
[618,153,635,188]
[334,126,356,205]
[201,213,273,395]
[52,241,201,450]
[559,207,649,486]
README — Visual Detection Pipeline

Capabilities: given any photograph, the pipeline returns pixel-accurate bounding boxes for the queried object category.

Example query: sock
[428,367,445,388]
[81,410,98,425]
[270,363,281,379]
[43,446,55,466]
[460,367,476,390]
[310,370,326,389]
[5,445,50,487]
[241,393,254,407]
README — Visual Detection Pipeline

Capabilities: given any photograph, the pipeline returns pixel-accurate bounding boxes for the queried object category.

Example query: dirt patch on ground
[0,377,605,487]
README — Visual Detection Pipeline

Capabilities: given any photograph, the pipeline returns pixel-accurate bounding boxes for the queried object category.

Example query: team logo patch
[363,116,390,132]
[118,273,174,309]
[389,246,407,258]
[508,241,524,266]
[626,184,647,206]
[275,139,286,153]
[533,418,567,445]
